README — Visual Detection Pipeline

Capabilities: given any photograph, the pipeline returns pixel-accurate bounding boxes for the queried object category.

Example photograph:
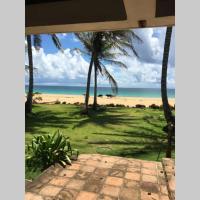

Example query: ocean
[25,85,175,98]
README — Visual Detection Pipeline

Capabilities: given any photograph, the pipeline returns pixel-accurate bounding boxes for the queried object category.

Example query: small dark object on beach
[55,100,61,104]
[106,103,115,107]
[149,104,160,109]
[98,94,103,97]
[135,104,146,108]
[106,94,114,98]
[116,104,125,107]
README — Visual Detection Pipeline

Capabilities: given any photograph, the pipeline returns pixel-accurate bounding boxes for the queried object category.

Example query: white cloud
[25,27,175,88]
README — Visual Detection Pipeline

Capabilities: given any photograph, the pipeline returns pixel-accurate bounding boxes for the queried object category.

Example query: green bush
[26,131,78,171]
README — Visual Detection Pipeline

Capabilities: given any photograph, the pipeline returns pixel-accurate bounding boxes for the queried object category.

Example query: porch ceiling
[25,0,175,35]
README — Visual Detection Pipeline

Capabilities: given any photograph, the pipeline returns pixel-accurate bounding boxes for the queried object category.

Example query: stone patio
[25,154,175,200]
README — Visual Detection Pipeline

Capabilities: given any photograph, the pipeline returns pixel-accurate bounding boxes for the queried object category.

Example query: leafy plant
[26,130,78,171]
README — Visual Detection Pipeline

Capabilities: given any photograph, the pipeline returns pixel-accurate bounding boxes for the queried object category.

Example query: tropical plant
[75,30,141,113]
[26,131,79,170]
[161,26,175,158]
[25,34,63,114]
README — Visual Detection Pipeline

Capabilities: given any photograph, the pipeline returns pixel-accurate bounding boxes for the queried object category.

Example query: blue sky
[25,27,175,88]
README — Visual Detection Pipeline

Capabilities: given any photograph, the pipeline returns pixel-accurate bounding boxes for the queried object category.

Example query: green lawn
[26,104,174,163]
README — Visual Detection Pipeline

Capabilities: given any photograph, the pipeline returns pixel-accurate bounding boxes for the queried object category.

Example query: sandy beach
[32,94,175,107]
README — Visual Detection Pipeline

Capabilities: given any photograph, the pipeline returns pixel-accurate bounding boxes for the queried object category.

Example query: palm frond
[98,61,118,95]
[51,34,64,52]
[33,35,42,51]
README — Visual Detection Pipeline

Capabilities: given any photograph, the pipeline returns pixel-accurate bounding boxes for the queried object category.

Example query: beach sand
[32,94,175,107]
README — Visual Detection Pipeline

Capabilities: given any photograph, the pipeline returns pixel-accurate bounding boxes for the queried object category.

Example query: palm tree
[161,26,175,158]
[25,34,63,114]
[75,31,141,113]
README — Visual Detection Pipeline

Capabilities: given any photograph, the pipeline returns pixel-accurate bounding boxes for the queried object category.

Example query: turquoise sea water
[25,85,175,98]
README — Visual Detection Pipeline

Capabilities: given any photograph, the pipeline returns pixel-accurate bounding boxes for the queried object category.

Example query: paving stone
[124,179,140,189]
[125,172,140,181]
[100,185,120,198]
[112,164,128,171]
[142,162,157,170]
[26,181,44,193]
[119,188,139,200]
[59,170,77,178]
[78,154,92,159]
[81,165,96,172]
[86,160,101,167]
[37,173,53,184]
[105,176,124,187]
[127,167,140,173]
[140,190,159,200]
[160,185,168,195]
[101,157,119,164]
[66,179,85,190]
[117,159,129,165]
[141,182,160,194]
[142,168,157,176]
[160,195,170,200]
[76,191,98,200]
[142,174,157,184]
[128,161,141,169]
[97,161,114,169]
[68,164,81,170]
[95,168,110,176]
[39,185,62,196]
[97,194,117,200]
[74,170,92,180]
[83,174,105,193]
[49,177,69,186]
[25,192,44,200]
[109,169,125,178]
[57,189,78,200]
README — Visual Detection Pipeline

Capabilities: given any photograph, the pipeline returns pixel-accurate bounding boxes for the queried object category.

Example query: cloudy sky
[25,27,175,89]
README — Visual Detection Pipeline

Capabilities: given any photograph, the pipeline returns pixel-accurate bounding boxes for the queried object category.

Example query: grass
[25,104,175,179]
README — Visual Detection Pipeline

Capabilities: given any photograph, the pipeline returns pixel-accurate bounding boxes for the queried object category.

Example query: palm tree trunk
[25,35,34,114]
[93,61,98,110]
[83,53,94,114]
[161,26,173,158]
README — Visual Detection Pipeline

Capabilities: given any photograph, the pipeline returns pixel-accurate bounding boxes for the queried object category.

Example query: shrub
[149,104,160,109]
[55,100,61,104]
[26,131,79,171]
[106,103,115,107]
[135,104,146,108]
[62,101,66,104]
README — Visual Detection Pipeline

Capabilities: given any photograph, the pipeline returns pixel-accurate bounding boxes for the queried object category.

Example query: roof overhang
[25,0,175,35]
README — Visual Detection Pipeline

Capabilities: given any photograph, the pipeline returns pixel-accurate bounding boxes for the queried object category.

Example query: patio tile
[119,188,139,200]
[109,169,125,178]
[142,168,157,176]
[74,170,92,180]
[49,176,69,186]
[66,179,85,190]
[95,168,110,176]
[68,164,81,170]
[25,192,43,200]
[142,162,157,170]
[105,176,124,187]
[140,190,159,200]
[124,179,140,189]
[125,172,140,181]
[141,182,160,194]
[81,165,96,172]
[142,174,157,184]
[25,154,173,200]
[160,195,170,200]
[57,189,78,200]
[76,191,98,200]
[39,185,62,196]
[100,185,120,197]
[97,194,117,200]
[83,174,105,193]
[59,170,77,178]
